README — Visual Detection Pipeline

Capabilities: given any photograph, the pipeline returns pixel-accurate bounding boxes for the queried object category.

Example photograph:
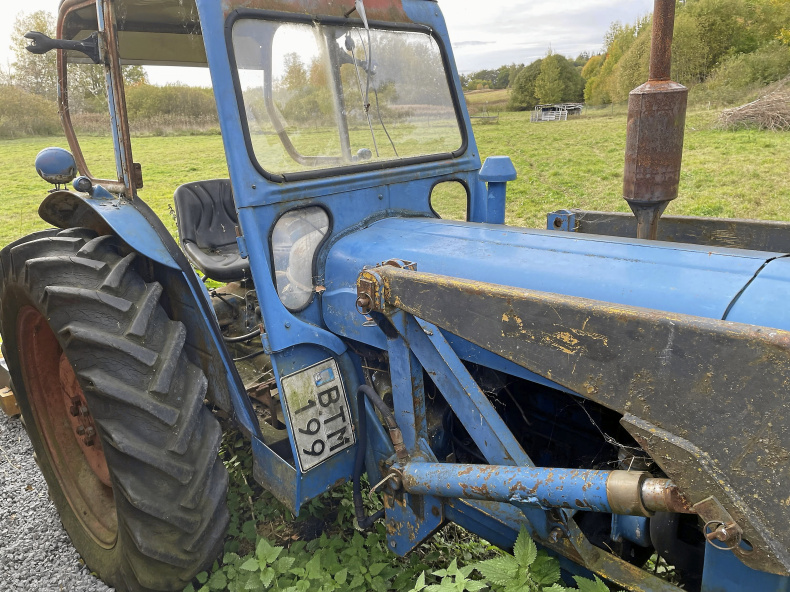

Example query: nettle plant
[410,528,611,592]
[185,436,614,592]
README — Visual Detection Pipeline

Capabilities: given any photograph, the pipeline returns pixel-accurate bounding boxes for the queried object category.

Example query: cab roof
[60,0,414,66]
[62,0,204,66]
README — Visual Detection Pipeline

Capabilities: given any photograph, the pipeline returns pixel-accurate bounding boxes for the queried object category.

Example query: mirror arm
[25,31,102,65]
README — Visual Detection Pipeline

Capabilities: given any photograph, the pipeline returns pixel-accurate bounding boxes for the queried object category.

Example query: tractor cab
[51,0,481,310]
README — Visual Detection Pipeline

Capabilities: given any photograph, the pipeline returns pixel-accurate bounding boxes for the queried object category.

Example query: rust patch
[501,312,609,357]
[461,483,492,498]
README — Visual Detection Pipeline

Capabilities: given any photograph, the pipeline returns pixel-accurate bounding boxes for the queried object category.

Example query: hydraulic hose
[353,384,407,529]
[223,327,261,343]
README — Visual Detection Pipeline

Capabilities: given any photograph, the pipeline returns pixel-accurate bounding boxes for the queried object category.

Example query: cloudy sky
[0,0,654,82]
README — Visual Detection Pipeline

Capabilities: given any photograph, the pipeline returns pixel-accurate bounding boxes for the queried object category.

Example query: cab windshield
[231,17,463,178]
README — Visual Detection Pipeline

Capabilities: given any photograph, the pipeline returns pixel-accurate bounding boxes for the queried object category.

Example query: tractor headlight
[272,207,330,311]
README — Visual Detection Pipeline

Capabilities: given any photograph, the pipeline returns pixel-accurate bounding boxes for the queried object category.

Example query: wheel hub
[17,305,117,546]
[59,352,111,487]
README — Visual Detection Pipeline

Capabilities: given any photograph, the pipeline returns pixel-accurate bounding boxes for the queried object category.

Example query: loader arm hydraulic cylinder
[396,463,691,516]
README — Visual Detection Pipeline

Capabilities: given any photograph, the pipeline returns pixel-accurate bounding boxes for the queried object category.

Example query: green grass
[432,108,790,225]
[464,89,510,114]
[464,89,509,104]
[4,109,788,247]
[0,135,229,246]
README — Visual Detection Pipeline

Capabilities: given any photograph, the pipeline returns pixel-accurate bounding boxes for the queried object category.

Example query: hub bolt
[76,425,86,435]
[78,405,89,417]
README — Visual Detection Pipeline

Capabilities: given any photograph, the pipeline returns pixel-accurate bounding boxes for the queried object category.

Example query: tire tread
[0,229,228,592]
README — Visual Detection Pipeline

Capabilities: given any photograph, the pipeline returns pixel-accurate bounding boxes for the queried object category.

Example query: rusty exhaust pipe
[623,0,688,240]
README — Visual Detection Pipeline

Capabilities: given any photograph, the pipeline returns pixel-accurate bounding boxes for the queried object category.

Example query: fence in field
[530,103,583,123]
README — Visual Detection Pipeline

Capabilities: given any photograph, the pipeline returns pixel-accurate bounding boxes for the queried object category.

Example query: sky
[0,0,654,84]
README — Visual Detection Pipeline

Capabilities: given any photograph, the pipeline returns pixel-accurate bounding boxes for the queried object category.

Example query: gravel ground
[0,410,113,592]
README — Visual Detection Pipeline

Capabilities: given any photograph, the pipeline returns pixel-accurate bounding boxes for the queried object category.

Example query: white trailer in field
[531,103,583,122]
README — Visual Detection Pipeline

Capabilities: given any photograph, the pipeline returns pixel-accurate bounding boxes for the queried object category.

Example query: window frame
[224,8,469,183]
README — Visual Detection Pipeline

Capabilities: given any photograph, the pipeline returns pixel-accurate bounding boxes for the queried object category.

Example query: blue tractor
[6,0,790,590]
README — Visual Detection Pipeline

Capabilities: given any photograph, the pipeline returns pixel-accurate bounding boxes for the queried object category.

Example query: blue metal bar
[386,331,427,452]
[388,310,531,466]
[386,310,563,542]
[478,156,517,224]
[400,462,612,512]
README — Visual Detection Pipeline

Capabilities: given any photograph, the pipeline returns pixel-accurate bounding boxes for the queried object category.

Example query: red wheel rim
[17,305,117,547]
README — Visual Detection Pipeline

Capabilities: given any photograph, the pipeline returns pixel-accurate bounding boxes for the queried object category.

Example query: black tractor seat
[173,179,250,282]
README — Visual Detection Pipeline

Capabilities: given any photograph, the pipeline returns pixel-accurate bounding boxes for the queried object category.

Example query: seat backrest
[173,179,238,250]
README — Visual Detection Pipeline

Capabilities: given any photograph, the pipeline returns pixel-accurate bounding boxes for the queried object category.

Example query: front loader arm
[357,264,790,576]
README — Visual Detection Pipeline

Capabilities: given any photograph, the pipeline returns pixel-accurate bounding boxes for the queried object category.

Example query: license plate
[280,359,355,472]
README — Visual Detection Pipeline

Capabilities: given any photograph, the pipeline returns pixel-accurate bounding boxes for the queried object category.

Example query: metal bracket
[694,496,744,552]
[547,209,577,232]
[381,441,443,555]
[356,259,416,315]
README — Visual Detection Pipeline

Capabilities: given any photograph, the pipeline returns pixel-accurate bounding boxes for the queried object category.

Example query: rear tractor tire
[0,229,229,591]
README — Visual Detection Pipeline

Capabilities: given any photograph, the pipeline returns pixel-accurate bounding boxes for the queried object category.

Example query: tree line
[1,1,789,137]
[0,10,219,138]
[462,0,790,111]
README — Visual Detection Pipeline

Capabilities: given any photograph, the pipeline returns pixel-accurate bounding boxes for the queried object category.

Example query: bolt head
[548,528,564,543]
[76,426,86,435]
[78,405,89,417]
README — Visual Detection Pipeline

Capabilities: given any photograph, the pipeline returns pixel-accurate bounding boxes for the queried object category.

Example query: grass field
[437,108,790,225]
[464,88,510,114]
[2,108,789,248]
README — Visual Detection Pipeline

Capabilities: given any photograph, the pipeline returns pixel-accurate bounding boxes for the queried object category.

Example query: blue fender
[39,188,179,269]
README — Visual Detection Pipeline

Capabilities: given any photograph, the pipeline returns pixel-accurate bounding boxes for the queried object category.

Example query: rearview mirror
[35,147,77,186]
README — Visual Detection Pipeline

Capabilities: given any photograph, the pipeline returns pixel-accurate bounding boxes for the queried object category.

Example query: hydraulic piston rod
[397,463,693,517]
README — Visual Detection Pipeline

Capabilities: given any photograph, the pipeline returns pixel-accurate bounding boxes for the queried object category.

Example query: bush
[707,41,790,89]
[508,55,583,111]
[125,83,218,121]
[507,61,543,111]
[0,85,60,139]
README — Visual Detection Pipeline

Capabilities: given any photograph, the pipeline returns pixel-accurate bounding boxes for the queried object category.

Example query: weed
[410,528,610,592]
[197,432,613,592]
